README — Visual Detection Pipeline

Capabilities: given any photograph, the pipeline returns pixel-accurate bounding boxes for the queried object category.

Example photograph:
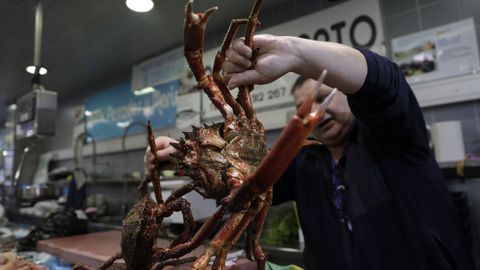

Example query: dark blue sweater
[273,49,474,270]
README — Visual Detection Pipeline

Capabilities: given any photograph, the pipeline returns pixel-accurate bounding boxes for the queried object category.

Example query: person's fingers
[228,69,264,89]
[155,147,176,161]
[144,150,149,163]
[154,137,178,149]
[144,146,154,165]
[146,152,155,163]
[164,154,178,164]
[222,59,249,74]
[225,50,251,69]
[251,35,275,53]
[223,73,232,84]
[146,162,156,171]
[144,153,158,177]
[144,167,149,177]
[144,137,179,176]
[231,38,251,57]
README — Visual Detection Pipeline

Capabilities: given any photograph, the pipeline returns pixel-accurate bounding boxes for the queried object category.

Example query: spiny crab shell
[173,121,267,203]
[121,196,158,269]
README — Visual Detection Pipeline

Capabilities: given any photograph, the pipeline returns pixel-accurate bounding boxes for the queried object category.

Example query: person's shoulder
[355,47,397,72]
[355,47,389,61]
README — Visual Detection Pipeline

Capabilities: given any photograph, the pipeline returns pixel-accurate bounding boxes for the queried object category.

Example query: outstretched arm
[222,34,368,95]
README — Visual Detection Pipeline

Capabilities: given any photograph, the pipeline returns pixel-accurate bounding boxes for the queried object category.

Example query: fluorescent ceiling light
[126,0,154,12]
[133,87,155,96]
[26,65,48,75]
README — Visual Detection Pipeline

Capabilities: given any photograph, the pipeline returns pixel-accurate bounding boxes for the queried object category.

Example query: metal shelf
[439,160,480,179]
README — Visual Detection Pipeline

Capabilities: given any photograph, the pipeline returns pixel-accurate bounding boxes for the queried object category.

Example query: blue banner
[85,80,178,141]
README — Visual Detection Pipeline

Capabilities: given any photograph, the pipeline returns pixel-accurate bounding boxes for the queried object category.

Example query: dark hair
[290,75,311,95]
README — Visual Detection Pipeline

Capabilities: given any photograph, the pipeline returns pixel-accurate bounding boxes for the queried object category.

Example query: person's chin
[319,120,335,133]
[319,134,339,145]
[319,128,344,145]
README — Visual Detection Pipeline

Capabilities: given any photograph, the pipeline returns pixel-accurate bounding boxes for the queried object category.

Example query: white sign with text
[392,18,479,85]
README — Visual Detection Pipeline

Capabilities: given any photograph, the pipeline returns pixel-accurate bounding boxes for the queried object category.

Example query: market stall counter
[37,230,257,269]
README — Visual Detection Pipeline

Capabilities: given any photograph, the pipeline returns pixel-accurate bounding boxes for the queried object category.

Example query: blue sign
[132,48,186,91]
[85,80,178,141]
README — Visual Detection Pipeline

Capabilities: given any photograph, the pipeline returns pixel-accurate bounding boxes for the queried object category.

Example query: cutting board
[37,230,122,267]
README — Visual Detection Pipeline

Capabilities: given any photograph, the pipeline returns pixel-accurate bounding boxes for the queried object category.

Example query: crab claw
[184,0,218,86]
[184,0,218,52]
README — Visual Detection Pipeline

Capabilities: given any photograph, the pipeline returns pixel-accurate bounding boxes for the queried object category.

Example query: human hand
[144,136,179,177]
[222,34,302,88]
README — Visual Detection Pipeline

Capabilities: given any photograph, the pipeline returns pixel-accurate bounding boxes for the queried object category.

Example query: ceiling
[0,0,297,124]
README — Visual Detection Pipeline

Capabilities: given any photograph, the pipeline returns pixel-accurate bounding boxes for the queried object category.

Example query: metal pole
[34,0,43,68]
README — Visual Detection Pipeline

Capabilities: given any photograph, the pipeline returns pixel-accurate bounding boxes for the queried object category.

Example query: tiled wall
[381,0,480,154]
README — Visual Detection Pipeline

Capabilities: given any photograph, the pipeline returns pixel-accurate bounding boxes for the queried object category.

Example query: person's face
[293,79,354,147]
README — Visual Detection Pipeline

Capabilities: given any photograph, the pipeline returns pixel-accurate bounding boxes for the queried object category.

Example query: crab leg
[97,252,122,270]
[156,198,195,248]
[192,197,264,270]
[243,191,272,266]
[162,183,197,247]
[244,0,263,47]
[211,249,228,270]
[151,257,196,270]
[216,195,269,270]
[237,0,264,120]
[212,19,250,120]
[165,182,195,204]
[247,190,272,270]
[152,206,227,262]
[139,122,163,204]
[191,211,247,270]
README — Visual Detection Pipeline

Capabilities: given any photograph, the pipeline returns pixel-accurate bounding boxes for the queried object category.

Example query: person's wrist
[284,36,306,75]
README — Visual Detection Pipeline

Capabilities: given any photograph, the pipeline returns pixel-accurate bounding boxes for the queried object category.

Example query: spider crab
[97,0,335,269]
